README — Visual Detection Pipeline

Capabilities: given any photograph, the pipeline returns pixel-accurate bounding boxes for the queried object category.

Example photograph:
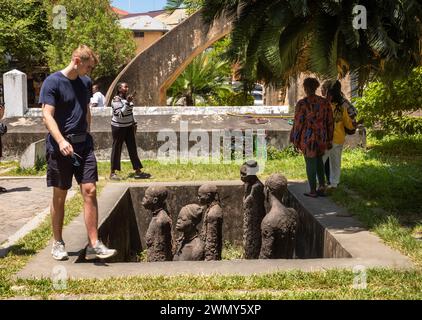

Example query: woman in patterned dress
[290,78,334,197]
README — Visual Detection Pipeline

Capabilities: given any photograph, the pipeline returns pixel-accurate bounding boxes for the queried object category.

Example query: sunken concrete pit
[17,181,413,280]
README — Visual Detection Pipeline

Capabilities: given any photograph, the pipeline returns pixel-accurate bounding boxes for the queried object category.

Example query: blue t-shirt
[39,71,93,152]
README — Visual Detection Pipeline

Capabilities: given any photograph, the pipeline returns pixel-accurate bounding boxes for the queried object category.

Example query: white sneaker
[51,240,69,261]
[85,240,117,260]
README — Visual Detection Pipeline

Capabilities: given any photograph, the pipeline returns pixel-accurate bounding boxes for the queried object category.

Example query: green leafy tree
[0,0,49,73]
[44,0,136,80]
[199,0,422,89]
[354,67,422,134]
[167,52,232,106]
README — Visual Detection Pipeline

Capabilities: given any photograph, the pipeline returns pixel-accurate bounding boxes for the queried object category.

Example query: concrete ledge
[26,106,290,117]
[14,258,413,280]
[1,114,292,158]
[20,139,45,169]
[286,183,412,267]
[16,181,413,280]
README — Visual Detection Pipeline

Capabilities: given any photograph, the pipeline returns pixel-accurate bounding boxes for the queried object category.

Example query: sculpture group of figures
[142,160,297,262]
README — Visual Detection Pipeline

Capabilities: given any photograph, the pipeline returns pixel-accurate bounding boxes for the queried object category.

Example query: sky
[112,0,168,13]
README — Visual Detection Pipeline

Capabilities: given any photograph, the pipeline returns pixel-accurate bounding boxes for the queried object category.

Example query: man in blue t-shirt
[40,45,117,261]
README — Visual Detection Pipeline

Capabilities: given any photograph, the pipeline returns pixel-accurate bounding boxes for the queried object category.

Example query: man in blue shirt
[40,45,117,261]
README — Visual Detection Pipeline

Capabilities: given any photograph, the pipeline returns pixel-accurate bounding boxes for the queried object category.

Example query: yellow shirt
[331,102,354,145]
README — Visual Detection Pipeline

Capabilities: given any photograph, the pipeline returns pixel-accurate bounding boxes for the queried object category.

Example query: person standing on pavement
[110,82,151,180]
[321,80,334,185]
[40,45,117,261]
[322,81,356,190]
[290,77,334,198]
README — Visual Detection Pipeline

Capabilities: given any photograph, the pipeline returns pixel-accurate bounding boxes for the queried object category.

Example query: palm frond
[164,0,186,12]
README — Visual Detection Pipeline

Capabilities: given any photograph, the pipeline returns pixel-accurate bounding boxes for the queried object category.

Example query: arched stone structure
[105,10,232,106]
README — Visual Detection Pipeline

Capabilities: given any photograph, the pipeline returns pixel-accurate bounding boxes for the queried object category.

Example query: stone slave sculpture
[240,160,266,259]
[198,183,223,261]
[259,174,297,259]
[142,186,173,262]
[173,204,205,261]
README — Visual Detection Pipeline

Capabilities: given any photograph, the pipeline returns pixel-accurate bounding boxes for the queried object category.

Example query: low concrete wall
[91,181,350,262]
[1,132,46,159]
[20,139,45,169]
[1,115,292,159]
[25,105,290,117]
[285,191,351,259]
[78,189,142,263]
[1,114,365,160]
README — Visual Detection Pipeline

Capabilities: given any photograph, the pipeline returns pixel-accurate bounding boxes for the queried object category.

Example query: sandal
[0,187,7,193]
[304,192,318,198]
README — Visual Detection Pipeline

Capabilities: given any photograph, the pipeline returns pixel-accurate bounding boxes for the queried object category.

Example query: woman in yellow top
[322,81,355,189]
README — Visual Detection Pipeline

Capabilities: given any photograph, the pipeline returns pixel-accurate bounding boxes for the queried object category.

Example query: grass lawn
[0,133,421,299]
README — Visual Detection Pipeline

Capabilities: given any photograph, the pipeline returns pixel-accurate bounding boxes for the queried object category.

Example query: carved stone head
[142,186,168,211]
[197,183,218,206]
[264,174,288,201]
[176,204,203,233]
[240,160,259,183]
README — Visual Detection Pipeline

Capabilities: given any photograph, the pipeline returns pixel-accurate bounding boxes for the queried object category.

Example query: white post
[3,69,28,118]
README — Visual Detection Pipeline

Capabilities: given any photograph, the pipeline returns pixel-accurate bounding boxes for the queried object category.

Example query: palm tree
[167,52,233,106]
[170,0,422,90]
[165,0,203,13]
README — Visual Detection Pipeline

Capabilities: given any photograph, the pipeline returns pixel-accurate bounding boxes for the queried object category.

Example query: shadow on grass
[367,134,422,158]
[4,244,36,257]
[339,149,422,229]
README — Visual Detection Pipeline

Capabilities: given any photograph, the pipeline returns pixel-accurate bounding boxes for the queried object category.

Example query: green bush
[227,92,254,106]
[214,91,254,106]
[381,116,422,135]
[354,67,422,131]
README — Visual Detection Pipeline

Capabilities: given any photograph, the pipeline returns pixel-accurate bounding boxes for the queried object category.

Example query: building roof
[119,15,169,32]
[121,10,166,19]
[155,9,188,29]
[120,9,188,29]
[111,6,129,16]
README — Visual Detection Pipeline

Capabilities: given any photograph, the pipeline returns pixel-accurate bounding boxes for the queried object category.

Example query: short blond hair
[72,45,99,64]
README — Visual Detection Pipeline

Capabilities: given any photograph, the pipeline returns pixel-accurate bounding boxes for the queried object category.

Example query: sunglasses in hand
[71,152,83,167]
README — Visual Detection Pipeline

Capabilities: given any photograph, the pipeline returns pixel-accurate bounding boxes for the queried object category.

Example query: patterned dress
[290,95,334,158]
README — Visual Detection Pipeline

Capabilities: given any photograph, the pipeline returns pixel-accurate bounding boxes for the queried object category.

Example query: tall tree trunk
[186,94,194,106]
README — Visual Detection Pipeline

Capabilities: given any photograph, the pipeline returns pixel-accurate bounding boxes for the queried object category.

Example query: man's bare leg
[80,182,98,247]
[81,182,117,260]
[52,187,67,241]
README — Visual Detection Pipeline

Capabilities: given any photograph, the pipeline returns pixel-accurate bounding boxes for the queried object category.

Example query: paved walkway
[0,177,51,245]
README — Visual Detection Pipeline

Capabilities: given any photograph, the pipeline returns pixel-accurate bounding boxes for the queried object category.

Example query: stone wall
[1,114,292,159]
[92,189,142,263]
